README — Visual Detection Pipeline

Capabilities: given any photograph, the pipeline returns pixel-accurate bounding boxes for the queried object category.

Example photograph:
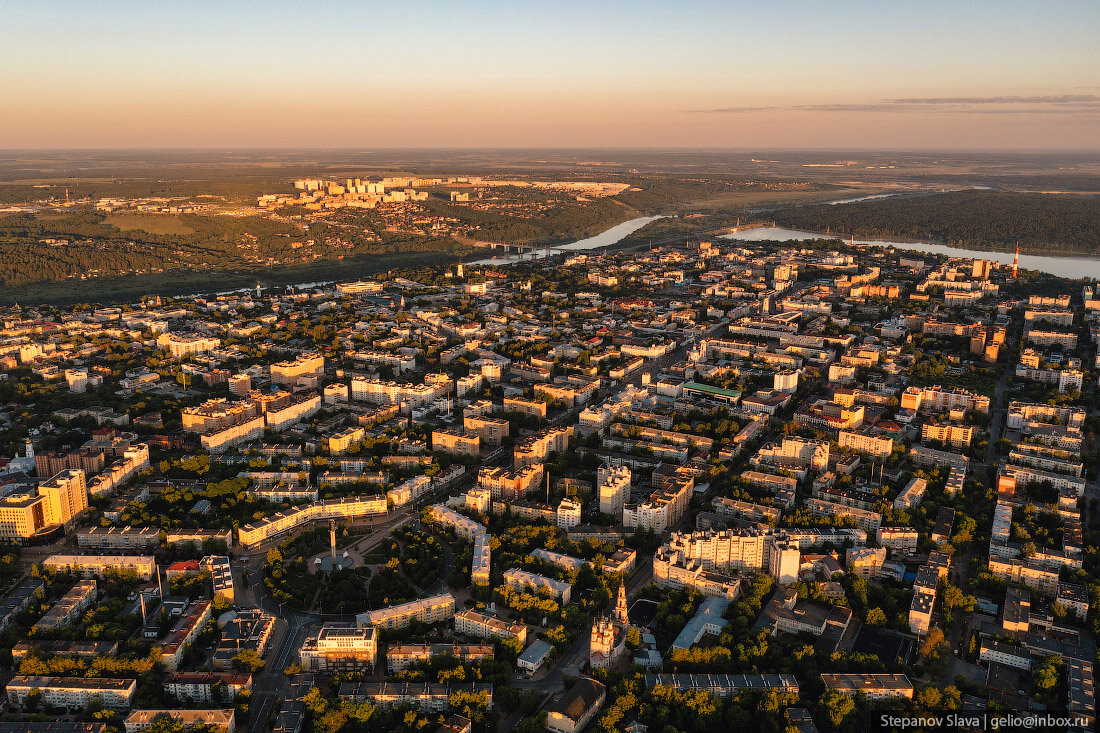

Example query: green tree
[231,649,266,673]
[820,690,855,728]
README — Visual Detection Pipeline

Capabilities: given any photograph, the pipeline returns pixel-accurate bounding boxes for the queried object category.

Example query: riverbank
[721,226,1100,280]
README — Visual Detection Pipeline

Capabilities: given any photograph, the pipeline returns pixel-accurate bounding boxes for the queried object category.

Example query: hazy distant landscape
[0,149,1097,304]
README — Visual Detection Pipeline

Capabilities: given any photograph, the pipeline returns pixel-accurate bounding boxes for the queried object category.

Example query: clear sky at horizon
[1,0,1097,149]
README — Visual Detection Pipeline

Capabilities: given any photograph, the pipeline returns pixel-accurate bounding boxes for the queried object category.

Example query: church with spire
[589,583,631,668]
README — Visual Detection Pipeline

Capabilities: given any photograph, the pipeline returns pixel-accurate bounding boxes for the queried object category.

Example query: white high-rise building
[597,465,631,516]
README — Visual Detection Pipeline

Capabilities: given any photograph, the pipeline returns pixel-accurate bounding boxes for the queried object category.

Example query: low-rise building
[299,623,377,673]
[123,709,235,733]
[546,677,605,733]
[820,673,914,700]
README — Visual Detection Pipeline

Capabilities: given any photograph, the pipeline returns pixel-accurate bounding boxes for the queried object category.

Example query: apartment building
[262,392,321,431]
[622,476,693,533]
[182,398,260,433]
[76,526,160,551]
[893,477,927,510]
[428,504,485,542]
[237,495,387,548]
[350,378,447,407]
[838,429,893,459]
[385,644,494,673]
[556,498,581,529]
[42,554,156,580]
[1056,582,1090,621]
[165,672,251,702]
[356,594,456,631]
[41,470,89,527]
[805,498,882,532]
[270,353,324,388]
[463,415,509,445]
[471,533,491,586]
[203,555,234,603]
[0,578,44,631]
[32,580,97,632]
[909,583,935,636]
[431,429,480,458]
[1025,330,1077,349]
[454,609,528,645]
[502,396,547,419]
[157,333,220,358]
[642,674,799,698]
[877,527,918,552]
[921,422,974,448]
[123,709,235,733]
[711,497,781,525]
[653,529,800,587]
[202,415,265,453]
[988,557,1060,596]
[998,464,1086,499]
[752,437,830,475]
[740,470,799,497]
[7,676,136,711]
[1006,401,1086,432]
[338,681,493,713]
[327,427,365,456]
[845,547,886,579]
[901,386,989,414]
[386,475,432,507]
[0,473,89,544]
[478,464,544,501]
[503,569,572,604]
[597,465,631,516]
[513,426,572,470]
[159,601,213,672]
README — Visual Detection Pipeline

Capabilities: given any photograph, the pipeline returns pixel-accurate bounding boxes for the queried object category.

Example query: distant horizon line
[1,145,1099,155]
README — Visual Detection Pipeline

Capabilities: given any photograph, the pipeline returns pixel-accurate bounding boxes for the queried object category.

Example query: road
[985,318,1019,466]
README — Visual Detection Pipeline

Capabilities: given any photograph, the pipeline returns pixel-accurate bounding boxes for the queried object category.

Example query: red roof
[167,560,200,573]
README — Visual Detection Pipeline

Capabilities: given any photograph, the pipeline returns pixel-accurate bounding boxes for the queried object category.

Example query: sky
[1,0,1097,150]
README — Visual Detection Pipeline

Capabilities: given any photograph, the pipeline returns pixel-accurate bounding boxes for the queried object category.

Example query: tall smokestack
[1012,244,1019,279]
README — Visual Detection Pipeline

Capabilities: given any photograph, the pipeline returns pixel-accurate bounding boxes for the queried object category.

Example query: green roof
[683,382,742,399]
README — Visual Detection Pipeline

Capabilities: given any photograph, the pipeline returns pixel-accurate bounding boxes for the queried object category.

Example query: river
[468,215,667,266]
[720,227,1100,281]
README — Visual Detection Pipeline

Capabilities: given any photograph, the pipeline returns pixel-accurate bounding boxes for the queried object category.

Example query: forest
[773,190,1100,254]
[0,209,471,305]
